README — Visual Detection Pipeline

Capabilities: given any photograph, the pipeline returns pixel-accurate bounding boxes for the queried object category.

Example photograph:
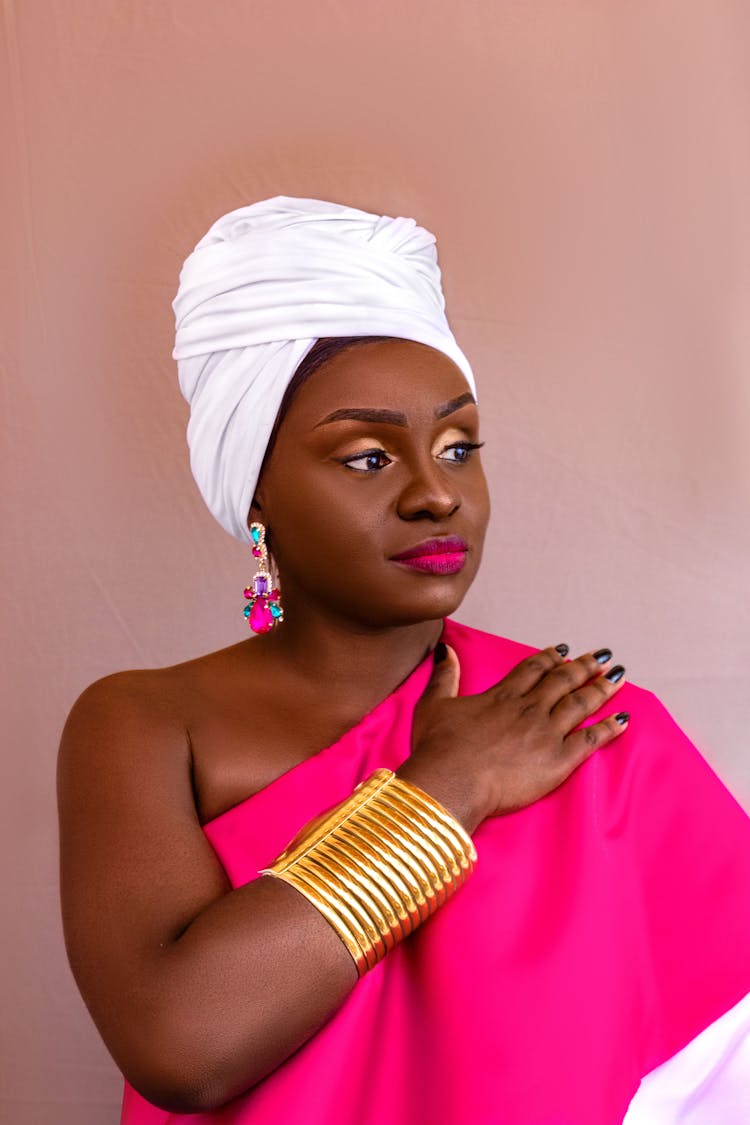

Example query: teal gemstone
[270,604,282,618]
[243,605,252,617]
[250,526,261,544]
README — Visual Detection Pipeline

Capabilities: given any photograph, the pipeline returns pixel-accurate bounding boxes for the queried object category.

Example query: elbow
[129,1074,219,1116]
[117,1015,261,1114]
[125,1056,242,1116]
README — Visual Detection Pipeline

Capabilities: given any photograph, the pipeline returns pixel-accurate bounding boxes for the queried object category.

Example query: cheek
[450,460,490,538]
[267,471,387,571]
[476,477,492,533]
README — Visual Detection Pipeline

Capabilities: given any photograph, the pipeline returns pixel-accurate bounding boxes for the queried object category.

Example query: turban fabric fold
[173,196,475,541]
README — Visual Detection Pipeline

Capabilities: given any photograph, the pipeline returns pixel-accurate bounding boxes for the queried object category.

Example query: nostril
[394,459,462,523]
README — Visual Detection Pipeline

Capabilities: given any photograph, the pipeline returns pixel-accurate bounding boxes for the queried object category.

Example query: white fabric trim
[623,991,750,1123]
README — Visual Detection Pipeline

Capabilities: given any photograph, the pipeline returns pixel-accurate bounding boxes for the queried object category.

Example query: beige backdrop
[2,3,749,1122]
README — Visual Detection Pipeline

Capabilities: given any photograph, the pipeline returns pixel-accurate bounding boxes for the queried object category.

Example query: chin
[369,583,472,629]
[400,566,479,619]
[309,561,479,629]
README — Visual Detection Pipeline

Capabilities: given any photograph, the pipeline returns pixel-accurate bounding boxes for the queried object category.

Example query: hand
[402,644,628,833]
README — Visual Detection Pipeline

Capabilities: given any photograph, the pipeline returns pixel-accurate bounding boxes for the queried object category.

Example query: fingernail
[434,642,447,665]
[615,711,630,724]
[555,644,569,657]
[594,648,612,664]
[605,664,625,684]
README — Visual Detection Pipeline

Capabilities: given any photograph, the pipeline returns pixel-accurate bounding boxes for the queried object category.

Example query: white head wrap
[173,196,475,541]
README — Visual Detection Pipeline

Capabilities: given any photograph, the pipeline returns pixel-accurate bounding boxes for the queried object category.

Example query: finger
[550,666,626,732]
[417,643,461,706]
[560,709,630,768]
[489,645,569,699]
[529,649,615,710]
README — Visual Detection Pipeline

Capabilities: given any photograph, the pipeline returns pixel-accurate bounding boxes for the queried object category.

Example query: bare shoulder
[64,665,177,724]
[60,666,182,767]
[57,638,255,792]
[63,639,253,729]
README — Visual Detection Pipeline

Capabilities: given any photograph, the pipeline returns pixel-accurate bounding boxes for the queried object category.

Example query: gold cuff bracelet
[261,768,477,976]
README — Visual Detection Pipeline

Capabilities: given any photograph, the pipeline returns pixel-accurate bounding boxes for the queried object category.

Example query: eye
[339,448,393,473]
[437,440,485,464]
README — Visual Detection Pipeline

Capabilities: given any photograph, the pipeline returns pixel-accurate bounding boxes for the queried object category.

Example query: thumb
[420,642,461,703]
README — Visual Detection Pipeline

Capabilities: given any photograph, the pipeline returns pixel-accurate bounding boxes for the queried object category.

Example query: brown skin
[58,340,628,1113]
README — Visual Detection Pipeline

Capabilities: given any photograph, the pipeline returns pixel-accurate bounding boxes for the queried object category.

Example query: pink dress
[121,621,750,1124]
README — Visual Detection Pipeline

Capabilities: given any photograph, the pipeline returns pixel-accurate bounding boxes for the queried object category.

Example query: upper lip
[391,536,469,561]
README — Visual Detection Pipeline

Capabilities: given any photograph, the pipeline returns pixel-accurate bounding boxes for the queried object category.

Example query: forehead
[286,339,474,426]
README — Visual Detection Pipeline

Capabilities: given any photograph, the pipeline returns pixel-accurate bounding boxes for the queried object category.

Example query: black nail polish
[434,642,447,665]
[594,648,612,664]
[615,711,630,724]
[605,664,625,684]
[555,644,569,657]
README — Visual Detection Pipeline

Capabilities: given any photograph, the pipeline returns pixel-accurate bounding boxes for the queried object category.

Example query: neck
[257,603,444,705]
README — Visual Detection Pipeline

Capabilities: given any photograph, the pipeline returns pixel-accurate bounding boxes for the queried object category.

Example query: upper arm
[57,671,230,1063]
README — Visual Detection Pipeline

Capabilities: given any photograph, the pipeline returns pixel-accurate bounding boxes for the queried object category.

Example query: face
[253,339,491,629]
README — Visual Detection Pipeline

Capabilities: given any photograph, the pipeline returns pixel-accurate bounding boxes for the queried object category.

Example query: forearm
[396,756,487,836]
[122,874,358,1113]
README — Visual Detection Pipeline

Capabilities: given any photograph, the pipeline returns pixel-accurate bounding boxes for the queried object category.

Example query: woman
[58,198,750,1124]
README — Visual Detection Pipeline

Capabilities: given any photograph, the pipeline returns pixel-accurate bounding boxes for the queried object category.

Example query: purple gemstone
[253,575,269,596]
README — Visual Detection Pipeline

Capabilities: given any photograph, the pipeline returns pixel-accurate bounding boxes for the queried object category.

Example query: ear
[247,497,264,533]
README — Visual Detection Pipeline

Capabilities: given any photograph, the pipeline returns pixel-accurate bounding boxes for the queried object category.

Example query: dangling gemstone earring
[243,522,284,634]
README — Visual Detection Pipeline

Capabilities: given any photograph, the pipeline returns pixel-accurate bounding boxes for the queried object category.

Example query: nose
[396,457,461,521]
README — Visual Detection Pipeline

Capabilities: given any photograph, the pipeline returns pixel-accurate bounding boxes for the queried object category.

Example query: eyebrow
[315,392,476,429]
[434,391,476,419]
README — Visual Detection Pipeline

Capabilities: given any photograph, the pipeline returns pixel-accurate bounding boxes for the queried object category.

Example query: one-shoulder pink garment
[121,621,750,1124]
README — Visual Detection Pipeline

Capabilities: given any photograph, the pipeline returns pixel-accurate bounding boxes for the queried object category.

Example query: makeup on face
[315,413,482,472]
[391,536,469,575]
[259,340,490,626]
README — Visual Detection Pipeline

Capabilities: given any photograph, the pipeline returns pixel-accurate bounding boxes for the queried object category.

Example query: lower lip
[393,552,467,575]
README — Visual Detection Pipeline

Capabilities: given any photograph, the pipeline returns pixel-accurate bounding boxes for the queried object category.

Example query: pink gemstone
[248,597,275,634]
[243,587,253,599]
[252,546,261,558]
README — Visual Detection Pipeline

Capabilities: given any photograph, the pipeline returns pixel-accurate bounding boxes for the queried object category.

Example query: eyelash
[340,441,485,474]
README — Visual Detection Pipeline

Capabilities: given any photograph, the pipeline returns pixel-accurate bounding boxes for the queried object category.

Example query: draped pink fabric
[120,621,750,1124]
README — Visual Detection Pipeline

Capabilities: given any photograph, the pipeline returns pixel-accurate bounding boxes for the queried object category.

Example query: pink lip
[395,553,467,575]
[391,536,469,575]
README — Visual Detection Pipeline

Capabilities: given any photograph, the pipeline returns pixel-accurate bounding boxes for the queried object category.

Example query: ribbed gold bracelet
[260,769,477,976]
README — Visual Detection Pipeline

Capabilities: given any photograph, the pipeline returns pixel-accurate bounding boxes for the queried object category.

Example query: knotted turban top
[173,196,475,541]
